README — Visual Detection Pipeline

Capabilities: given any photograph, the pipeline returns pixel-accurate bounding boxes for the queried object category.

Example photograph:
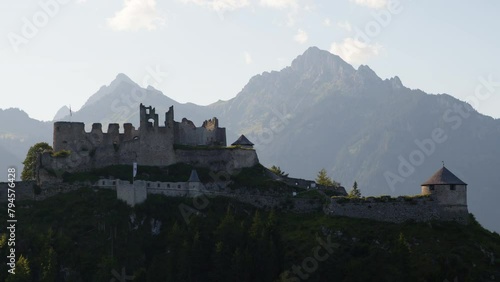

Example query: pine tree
[40,247,57,282]
[6,255,31,282]
[249,210,262,238]
[316,168,334,186]
[349,181,361,198]
[270,165,288,177]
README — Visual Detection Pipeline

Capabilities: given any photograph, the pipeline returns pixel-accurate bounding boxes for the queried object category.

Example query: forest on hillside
[1,188,499,282]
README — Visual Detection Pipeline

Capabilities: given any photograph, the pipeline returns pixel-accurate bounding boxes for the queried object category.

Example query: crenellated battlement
[53,121,139,152]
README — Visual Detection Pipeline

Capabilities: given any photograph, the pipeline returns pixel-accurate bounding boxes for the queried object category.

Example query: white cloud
[330,37,383,64]
[323,18,331,27]
[244,52,252,64]
[293,29,308,44]
[183,0,250,13]
[259,0,297,9]
[260,0,299,26]
[183,0,302,25]
[337,20,352,32]
[351,0,388,9]
[107,0,166,31]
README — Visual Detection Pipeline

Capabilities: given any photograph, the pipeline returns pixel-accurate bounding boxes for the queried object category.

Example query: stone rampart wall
[175,148,259,173]
[326,196,469,224]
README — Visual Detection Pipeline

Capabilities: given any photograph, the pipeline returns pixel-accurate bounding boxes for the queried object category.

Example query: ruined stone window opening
[133,136,139,140]
[450,185,456,191]
[429,185,435,191]
[62,141,67,144]
[147,183,151,188]
[148,118,155,127]
[102,181,105,185]
[177,184,181,188]
[167,184,170,188]
[112,181,116,185]
[157,183,160,188]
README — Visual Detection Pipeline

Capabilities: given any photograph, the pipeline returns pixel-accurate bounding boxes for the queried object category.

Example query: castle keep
[39,104,258,180]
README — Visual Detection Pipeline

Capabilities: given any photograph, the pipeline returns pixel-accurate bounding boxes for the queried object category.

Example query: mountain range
[1,47,499,232]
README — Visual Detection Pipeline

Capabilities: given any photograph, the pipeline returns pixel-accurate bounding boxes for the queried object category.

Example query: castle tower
[53,122,86,151]
[139,103,159,130]
[421,166,468,221]
[231,134,254,149]
[165,106,174,128]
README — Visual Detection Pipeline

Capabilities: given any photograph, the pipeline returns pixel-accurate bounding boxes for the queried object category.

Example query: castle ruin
[37,104,258,183]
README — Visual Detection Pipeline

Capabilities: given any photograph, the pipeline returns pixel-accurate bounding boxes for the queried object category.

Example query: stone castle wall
[103,178,322,212]
[174,148,259,173]
[53,122,139,153]
[175,118,226,146]
[38,146,258,183]
[1,180,469,223]
[326,196,469,224]
[116,180,147,206]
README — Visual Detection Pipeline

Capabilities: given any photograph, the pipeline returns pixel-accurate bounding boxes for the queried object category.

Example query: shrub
[51,150,71,158]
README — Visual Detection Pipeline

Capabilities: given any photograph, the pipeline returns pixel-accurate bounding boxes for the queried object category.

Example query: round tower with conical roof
[421,166,468,222]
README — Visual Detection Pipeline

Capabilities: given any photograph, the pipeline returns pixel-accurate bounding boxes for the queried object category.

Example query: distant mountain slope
[57,73,213,129]
[53,105,69,121]
[0,145,21,180]
[0,108,52,181]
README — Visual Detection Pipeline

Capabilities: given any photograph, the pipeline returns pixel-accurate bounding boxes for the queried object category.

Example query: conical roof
[421,166,467,185]
[231,134,254,146]
[188,169,200,182]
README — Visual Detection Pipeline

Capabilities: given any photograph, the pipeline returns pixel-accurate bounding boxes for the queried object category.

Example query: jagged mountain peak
[355,64,383,85]
[389,76,403,89]
[357,64,376,75]
[81,73,138,110]
[53,105,70,121]
[291,47,355,74]
[114,73,134,84]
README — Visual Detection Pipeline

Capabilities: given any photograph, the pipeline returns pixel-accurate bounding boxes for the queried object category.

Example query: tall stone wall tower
[53,122,86,152]
[138,103,175,166]
[421,166,468,222]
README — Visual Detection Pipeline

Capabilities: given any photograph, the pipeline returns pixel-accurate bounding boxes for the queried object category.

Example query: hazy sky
[1,0,499,121]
